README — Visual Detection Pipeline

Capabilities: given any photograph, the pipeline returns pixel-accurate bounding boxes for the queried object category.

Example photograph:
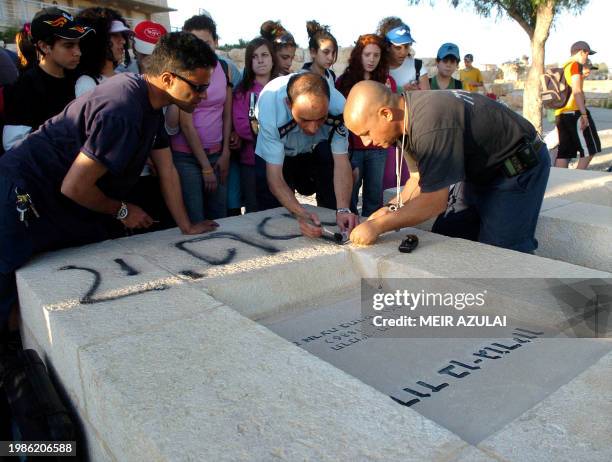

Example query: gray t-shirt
[403,90,536,192]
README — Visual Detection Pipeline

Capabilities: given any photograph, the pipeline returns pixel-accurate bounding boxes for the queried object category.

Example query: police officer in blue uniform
[254,72,358,237]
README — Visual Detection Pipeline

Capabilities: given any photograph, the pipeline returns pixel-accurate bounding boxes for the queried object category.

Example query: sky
[167,0,609,67]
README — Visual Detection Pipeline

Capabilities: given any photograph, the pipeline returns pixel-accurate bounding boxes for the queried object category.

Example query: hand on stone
[182,220,220,235]
[298,211,322,238]
[350,220,380,246]
[122,203,153,229]
[336,211,359,234]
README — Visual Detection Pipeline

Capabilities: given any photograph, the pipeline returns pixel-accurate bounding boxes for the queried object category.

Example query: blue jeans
[172,151,227,221]
[350,148,387,217]
[453,145,551,253]
[226,158,241,210]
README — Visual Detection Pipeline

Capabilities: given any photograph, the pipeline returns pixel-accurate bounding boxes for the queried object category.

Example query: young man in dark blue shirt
[0,32,219,335]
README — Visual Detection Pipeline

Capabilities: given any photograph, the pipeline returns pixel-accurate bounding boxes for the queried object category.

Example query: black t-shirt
[403,90,536,192]
[4,65,76,130]
[0,73,169,243]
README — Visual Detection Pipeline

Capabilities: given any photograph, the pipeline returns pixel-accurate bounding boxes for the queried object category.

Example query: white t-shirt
[389,57,428,91]
[75,74,110,97]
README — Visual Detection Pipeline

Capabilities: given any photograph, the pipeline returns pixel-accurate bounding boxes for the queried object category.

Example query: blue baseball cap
[385,25,415,45]
[437,43,460,60]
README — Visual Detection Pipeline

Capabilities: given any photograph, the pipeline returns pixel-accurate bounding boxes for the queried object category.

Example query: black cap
[30,8,93,42]
[464,53,474,61]
[570,41,596,55]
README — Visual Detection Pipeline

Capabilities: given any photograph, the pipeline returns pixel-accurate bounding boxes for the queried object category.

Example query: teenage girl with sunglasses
[260,20,297,76]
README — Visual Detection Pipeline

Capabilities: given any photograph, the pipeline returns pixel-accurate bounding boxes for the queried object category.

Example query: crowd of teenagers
[0,8,490,225]
[0,6,601,339]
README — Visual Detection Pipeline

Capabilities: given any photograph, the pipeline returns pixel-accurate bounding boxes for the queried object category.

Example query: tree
[408,0,590,132]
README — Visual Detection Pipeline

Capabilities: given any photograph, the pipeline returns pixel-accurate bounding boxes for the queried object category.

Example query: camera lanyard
[394,95,409,210]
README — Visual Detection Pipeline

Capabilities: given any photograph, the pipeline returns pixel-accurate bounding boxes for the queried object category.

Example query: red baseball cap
[133,20,167,55]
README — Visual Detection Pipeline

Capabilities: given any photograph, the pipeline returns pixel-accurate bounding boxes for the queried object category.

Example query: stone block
[348,226,447,279]
[117,208,359,320]
[16,208,611,460]
[546,167,612,207]
[78,306,466,461]
[536,202,612,272]
[449,446,499,462]
[21,284,220,413]
[479,350,612,462]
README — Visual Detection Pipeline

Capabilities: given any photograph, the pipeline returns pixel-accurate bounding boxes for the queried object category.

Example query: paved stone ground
[542,108,612,172]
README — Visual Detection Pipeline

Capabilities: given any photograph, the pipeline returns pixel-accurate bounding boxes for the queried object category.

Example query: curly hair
[237,36,278,94]
[336,34,389,98]
[260,20,297,51]
[376,16,404,38]
[146,31,218,76]
[76,7,128,77]
[306,20,337,60]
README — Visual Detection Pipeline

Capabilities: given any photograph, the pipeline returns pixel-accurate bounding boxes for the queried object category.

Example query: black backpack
[540,63,576,109]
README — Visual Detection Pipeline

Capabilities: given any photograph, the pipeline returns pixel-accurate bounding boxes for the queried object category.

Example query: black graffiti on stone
[257,214,302,240]
[179,270,205,280]
[389,328,544,407]
[58,265,168,304]
[257,213,337,241]
[175,231,279,265]
[114,258,139,276]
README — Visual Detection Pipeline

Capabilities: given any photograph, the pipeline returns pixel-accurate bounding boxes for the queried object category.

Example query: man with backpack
[553,41,601,169]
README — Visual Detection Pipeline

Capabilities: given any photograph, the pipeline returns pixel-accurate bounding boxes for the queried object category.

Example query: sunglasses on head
[274,33,296,46]
[171,72,209,93]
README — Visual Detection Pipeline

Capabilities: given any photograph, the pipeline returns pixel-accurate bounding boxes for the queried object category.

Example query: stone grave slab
[261,286,611,445]
[479,350,612,462]
[76,305,465,462]
[16,207,612,460]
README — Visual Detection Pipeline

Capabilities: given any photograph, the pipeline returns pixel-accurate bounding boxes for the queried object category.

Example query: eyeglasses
[171,72,209,93]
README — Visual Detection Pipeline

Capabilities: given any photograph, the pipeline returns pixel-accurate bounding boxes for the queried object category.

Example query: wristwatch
[336,208,351,214]
[115,201,129,220]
